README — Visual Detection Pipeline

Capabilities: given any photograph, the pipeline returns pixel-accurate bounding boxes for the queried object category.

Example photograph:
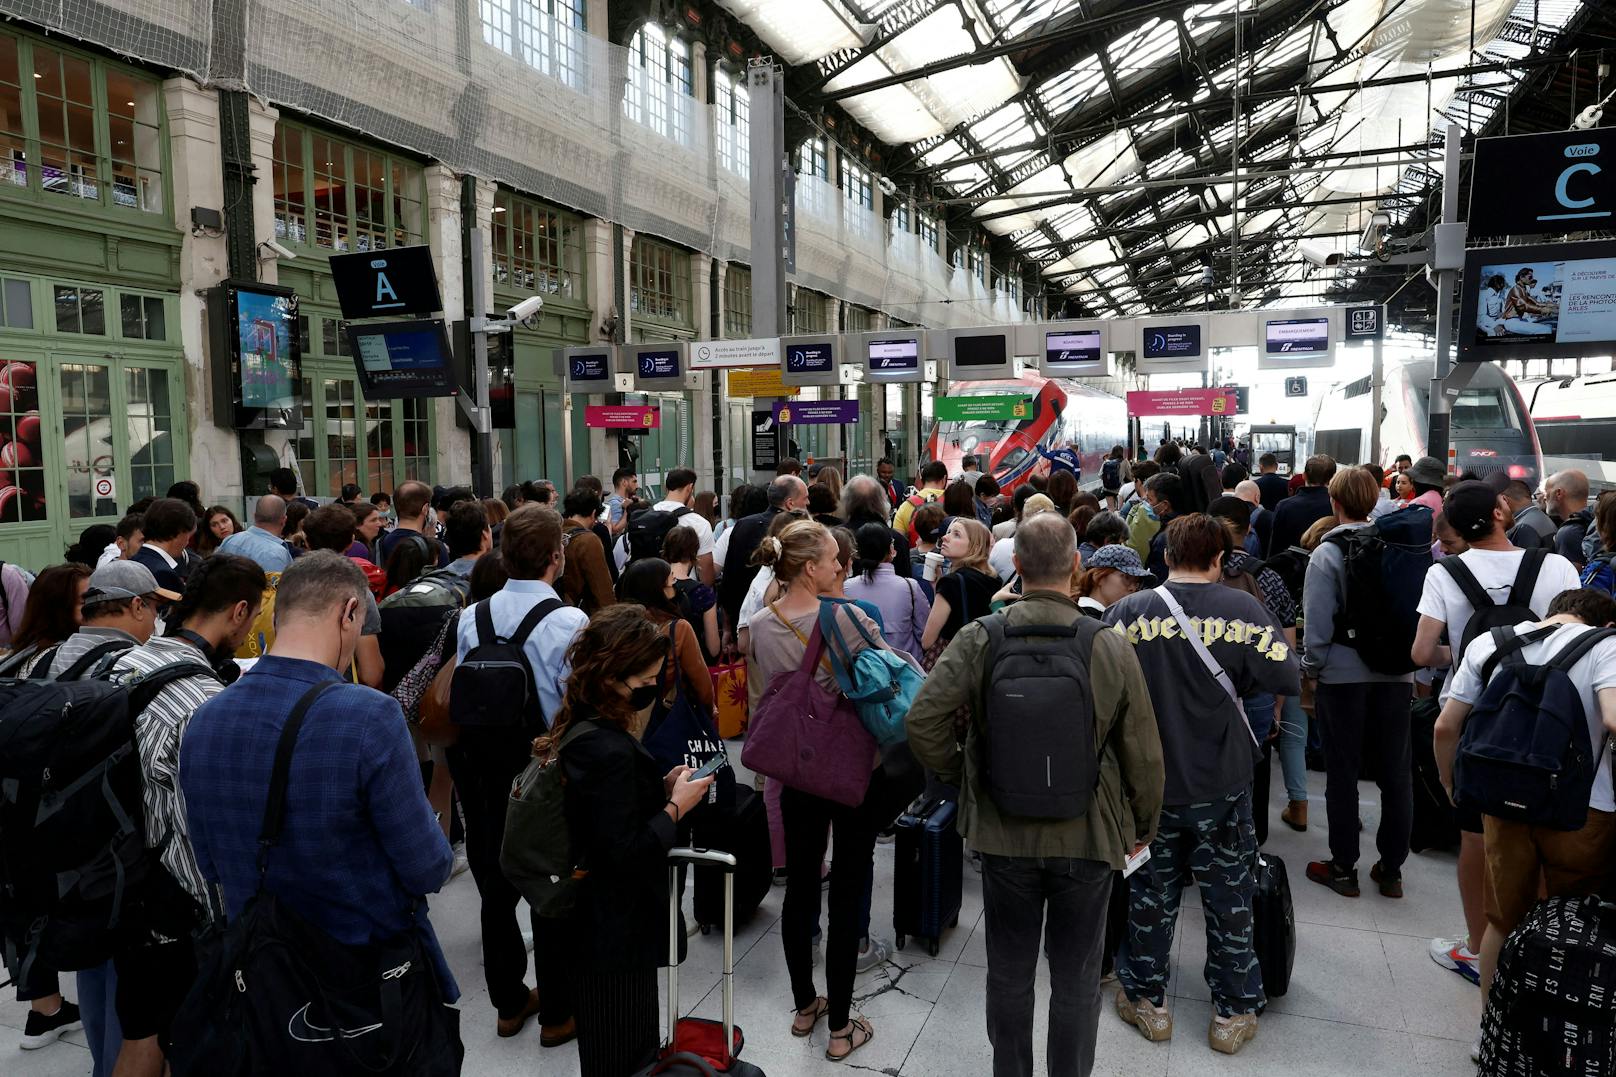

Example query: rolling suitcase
[1251,852,1295,997]
[692,785,772,934]
[635,848,765,1076]
[892,796,963,957]
[1408,696,1460,852]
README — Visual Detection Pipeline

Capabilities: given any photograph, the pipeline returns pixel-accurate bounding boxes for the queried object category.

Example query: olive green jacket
[905,591,1164,867]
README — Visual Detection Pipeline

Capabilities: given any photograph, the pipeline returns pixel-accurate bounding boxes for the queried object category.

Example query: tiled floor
[3,766,1486,1076]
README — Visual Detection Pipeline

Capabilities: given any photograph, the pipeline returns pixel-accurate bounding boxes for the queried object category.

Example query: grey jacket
[1301,522,1415,684]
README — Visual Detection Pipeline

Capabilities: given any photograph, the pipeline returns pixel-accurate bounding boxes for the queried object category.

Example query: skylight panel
[713,0,871,65]
[1038,55,1105,116]
[1109,19,1176,80]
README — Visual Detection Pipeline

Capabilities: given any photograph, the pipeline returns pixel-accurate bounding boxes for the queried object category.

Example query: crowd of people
[2,444,1614,1077]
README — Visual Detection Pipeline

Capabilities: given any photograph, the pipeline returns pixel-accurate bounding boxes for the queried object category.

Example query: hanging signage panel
[1469,127,1616,238]
[1456,239,1616,361]
[559,345,614,391]
[778,335,841,387]
[1036,321,1110,377]
[692,338,779,369]
[585,405,661,429]
[347,319,457,399]
[727,368,800,397]
[626,341,694,390]
[934,395,1033,422]
[328,245,443,320]
[751,408,780,469]
[1134,316,1208,375]
[772,399,859,425]
[1126,388,1237,416]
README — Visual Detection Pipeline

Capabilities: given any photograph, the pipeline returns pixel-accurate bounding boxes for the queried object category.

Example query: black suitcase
[892,796,963,957]
[1408,696,1460,852]
[1479,896,1616,1077]
[693,786,771,934]
[1252,853,1295,997]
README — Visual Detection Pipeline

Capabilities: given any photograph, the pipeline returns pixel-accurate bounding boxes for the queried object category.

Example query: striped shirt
[111,636,224,910]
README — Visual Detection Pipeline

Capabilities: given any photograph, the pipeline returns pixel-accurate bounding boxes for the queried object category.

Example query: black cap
[1444,479,1502,540]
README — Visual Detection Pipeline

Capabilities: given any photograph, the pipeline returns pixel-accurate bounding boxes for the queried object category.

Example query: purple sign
[772,399,860,425]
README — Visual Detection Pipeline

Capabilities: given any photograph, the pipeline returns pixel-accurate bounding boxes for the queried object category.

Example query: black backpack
[1454,624,1614,830]
[626,504,693,562]
[1101,458,1121,491]
[977,613,1103,819]
[449,598,563,731]
[1324,507,1434,675]
[1263,545,1310,606]
[1440,546,1548,663]
[0,655,213,976]
[377,568,473,695]
[167,682,463,1077]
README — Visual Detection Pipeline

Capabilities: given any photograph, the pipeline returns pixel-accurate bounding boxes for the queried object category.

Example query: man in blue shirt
[217,495,293,575]
[449,505,588,1044]
[377,479,449,571]
[179,551,456,1001]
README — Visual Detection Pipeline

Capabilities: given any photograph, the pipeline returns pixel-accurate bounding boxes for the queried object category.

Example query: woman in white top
[844,522,930,661]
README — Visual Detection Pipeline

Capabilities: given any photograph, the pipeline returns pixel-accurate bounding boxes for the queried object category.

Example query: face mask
[1142,502,1158,521]
[628,683,660,710]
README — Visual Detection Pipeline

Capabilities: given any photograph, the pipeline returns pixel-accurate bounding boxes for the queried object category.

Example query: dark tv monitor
[208,280,303,430]
[346,319,457,398]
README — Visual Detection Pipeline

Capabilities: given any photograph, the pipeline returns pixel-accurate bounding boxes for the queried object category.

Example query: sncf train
[925,374,1129,494]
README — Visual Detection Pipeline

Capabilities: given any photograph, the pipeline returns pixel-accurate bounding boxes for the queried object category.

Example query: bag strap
[1508,547,1548,608]
[124,659,220,718]
[1155,586,1258,747]
[26,644,57,679]
[474,599,497,648]
[769,600,833,675]
[1479,624,1551,685]
[56,639,136,682]
[1439,556,1493,613]
[507,597,563,649]
[257,680,339,881]
[1546,625,1616,675]
[905,577,921,651]
[0,641,38,678]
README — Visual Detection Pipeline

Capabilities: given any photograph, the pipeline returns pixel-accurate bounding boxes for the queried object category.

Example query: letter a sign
[328,245,443,320]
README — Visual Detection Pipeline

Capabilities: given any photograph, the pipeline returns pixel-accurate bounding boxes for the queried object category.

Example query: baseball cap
[1087,544,1153,578]
[1443,479,1503,541]
[82,560,180,606]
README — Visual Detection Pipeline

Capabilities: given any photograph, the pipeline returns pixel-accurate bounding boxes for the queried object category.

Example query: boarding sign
[772,399,859,425]
[692,338,779,369]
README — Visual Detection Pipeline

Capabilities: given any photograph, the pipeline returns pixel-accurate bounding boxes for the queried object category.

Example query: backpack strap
[1546,625,1616,675]
[1479,624,1551,685]
[26,644,58,679]
[1439,556,1494,613]
[124,660,222,717]
[507,598,564,649]
[55,639,136,682]
[0,641,38,678]
[1508,547,1548,609]
[257,680,340,881]
[474,599,497,648]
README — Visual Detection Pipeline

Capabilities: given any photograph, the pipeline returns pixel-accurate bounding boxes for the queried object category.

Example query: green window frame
[271,120,425,253]
[629,234,692,329]
[722,264,752,338]
[492,190,586,300]
[0,28,169,219]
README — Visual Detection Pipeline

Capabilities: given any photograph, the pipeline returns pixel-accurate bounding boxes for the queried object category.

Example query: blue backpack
[1323,505,1433,675]
[817,601,923,749]
[1455,624,1616,831]
[1580,552,1615,597]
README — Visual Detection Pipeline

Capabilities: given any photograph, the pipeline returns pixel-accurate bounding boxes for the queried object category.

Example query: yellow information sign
[727,367,800,398]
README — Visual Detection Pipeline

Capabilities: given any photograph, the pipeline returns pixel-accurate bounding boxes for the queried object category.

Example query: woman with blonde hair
[812,464,843,504]
[746,519,896,1063]
[919,516,997,658]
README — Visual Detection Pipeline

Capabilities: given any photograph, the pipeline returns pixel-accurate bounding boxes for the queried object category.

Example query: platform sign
[1036,320,1109,377]
[692,338,779,369]
[585,405,661,429]
[773,399,859,425]
[328,245,442,320]
[935,395,1032,422]
[1135,317,1208,375]
[860,333,924,383]
[779,335,841,387]
[1469,127,1616,238]
[559,346,613,391]
[1346,304,1384,340]
[347,319,456,398]
[626,341,693,390]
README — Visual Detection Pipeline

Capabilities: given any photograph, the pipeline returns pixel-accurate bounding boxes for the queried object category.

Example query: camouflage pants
[1117,789,1265,1018]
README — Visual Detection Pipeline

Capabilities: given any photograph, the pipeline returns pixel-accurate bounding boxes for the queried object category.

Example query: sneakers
[1208,1013,1258,1054]
[21,1001,82,1049]
[855,935,893,973]
[1369,861,1403,898]
[1305,859,1360,897]
[1115,990,1173,1042]
[1429,936,1481,985]
[875,827,895,846]
[450,852,470,879]
[772,867,788,887]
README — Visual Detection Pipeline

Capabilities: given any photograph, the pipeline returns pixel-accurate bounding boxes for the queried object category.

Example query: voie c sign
[1469,127,1615,238]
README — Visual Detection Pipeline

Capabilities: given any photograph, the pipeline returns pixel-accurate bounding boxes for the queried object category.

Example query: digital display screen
[233,287,299,409]
[954,334,1008,366]
[347,320,456,398]
[567,353,610,383]
[1045,329,1103,366]
[637,349,682,379]
[785,342,834,374]
[866,338,918,371]
[1466,250,1616,355]
[1264,318,1331,355]
[1141,324,1202,360]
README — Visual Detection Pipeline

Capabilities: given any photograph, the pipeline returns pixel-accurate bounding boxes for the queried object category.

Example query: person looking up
[919,517,997,663]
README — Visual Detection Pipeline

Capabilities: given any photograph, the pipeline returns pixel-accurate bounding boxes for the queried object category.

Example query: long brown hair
[10,563,90,653]
[537,604,670,754]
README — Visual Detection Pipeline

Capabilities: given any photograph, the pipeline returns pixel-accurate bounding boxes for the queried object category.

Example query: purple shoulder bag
[741,607,875,808]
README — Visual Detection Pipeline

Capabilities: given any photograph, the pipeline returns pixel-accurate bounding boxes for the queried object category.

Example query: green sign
[935,395,1033,422]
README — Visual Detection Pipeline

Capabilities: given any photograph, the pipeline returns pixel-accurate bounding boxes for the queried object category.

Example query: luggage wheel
[926,937,940,957]
[895,934,907,951]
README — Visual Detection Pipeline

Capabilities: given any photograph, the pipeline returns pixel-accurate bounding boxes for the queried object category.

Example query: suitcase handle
[666,847,740,1067]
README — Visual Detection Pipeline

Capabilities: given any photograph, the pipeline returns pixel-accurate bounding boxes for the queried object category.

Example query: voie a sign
[1469,127,1616,237]
[328,245,443,320]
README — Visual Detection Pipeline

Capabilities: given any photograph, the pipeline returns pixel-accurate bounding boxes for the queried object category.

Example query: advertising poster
[236,289,298,409]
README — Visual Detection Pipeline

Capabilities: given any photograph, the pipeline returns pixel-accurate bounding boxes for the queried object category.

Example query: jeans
[1315,681,1414,872]
[1118,790,1264,1018]
[77,961,121,1077]
[981,855,1112,1077]
[446,729,575,1024]
[1276,694,1310,802]
[780,767,892,1031]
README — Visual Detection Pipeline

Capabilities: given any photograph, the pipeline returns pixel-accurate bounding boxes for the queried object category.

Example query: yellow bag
[235,572,280,660]
[710,660,748,739]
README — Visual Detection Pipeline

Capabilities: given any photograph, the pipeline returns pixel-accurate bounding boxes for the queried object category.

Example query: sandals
[790,997,829,1038]
[825,1015,874,1062]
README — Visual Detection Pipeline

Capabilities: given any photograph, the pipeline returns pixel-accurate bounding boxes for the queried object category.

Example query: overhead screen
[862,333,923,383]
[1457,239,1616,361]
[779,335,841,387]
[1036,321,1109,377]
[1264,317,1330,354]
[626,341,693,390]
[558,345,614,392]
[347,319,456,398]
[1134,317,1207,375]
[209,281,303,430]
[947,329,1015,380]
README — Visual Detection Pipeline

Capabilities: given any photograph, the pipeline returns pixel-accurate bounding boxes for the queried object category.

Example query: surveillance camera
[1358,211,1391,254]
[507,295,544,323]
[1298,239,1343,268]
[257,239,297,262]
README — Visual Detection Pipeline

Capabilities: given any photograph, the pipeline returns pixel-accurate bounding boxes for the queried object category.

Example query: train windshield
[1250,430,1293,455]
[1409,385,1525,431]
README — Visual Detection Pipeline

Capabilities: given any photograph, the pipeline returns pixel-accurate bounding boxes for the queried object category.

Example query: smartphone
[689,755,729,782]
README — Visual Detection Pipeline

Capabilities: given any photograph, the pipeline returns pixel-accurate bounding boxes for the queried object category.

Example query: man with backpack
[630,467,714,583]
[34,560,175,677]
[105,554,265,1077]
[377,480,449,570]
[1412,478,1580,985]
[1433,588,1616,1049]
[1300,467,1426,898]
[906,512,1165,1077]
[1269,454,1336,555]
[892,460,948,542]
[448,505,588,1045]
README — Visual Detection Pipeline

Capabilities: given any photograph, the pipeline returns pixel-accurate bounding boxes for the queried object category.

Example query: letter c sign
[1556,161,1601,210]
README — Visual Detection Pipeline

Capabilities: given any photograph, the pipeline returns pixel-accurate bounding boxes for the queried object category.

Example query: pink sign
[1126,388,1237,416]
[585,405,661,429]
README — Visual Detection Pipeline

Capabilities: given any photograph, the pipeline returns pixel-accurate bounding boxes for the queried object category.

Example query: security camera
[1358,211,1391,254]
[1298,239,1343,268]
[257,239,297,262]
[507,295,544,325]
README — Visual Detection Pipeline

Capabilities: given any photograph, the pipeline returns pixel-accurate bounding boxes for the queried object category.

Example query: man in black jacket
[1253,454,1290,512]
[1268,454,1336,554]
[717,474,807,629]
